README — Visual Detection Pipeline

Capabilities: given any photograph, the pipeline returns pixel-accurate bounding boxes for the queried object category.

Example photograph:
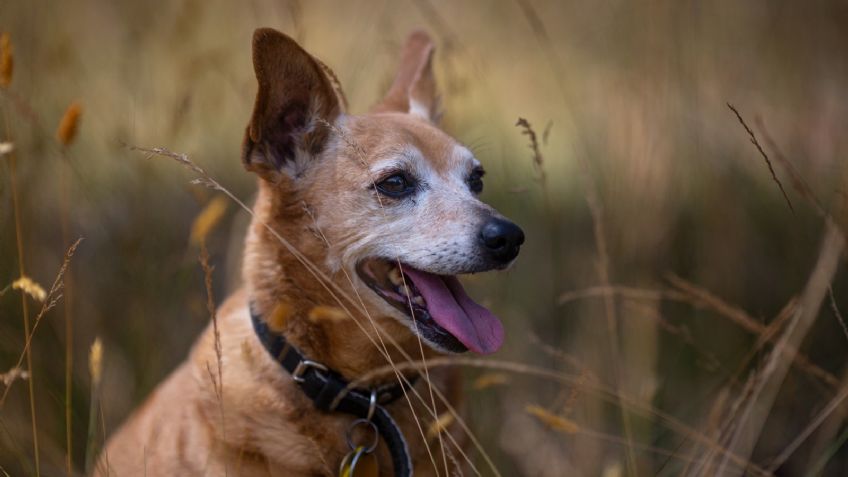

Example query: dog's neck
[242,179,434,381]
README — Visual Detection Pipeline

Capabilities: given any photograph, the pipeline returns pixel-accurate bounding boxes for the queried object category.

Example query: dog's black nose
[479,218,525,263]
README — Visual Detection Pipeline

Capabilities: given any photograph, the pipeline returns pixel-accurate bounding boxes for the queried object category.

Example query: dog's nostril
[486,235,507,250]
[480,218,525,262]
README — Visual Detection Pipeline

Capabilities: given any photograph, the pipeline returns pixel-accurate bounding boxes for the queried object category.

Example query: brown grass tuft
[56,101,82,147]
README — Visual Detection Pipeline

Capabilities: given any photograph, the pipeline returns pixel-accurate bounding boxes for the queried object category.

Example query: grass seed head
[308,305,347,323]
[426,412,455,441]
[525,404,580,434]
[190,196,228,246]
[89,338,103,386]
[472,372,509,390]
[0,33,12,87]
[0,367,29,387]
[56,101,83,147]
[12,276,47,302]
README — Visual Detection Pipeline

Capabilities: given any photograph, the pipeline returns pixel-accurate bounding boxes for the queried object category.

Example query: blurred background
[2,0,848,475]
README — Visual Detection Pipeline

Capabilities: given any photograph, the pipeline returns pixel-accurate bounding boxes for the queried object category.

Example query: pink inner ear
[371,30,439,121]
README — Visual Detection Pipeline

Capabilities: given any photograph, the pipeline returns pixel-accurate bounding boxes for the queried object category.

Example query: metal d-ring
[345,418,379,453]
[366,389,377,421]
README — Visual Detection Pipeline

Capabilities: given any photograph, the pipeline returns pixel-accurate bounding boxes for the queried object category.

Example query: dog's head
[242,28,524,355]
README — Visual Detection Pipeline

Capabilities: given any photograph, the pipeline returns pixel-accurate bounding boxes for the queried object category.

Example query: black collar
[250,304,416,476]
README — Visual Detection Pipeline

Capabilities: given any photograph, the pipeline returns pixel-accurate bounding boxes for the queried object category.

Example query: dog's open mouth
[356,258,504,354]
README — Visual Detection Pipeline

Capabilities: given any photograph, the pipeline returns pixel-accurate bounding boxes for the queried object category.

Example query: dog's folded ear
[372,30,440,123]
[242,28,344,178]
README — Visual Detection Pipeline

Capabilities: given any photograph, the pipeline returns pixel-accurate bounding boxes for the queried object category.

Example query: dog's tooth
[401,284,413,297]
[388,267,403,286]
[413,296,425,307]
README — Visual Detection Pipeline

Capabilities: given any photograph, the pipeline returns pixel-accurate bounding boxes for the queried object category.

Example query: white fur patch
[408,98,430,120]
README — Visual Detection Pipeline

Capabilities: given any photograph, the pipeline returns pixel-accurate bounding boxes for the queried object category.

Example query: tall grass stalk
[2,101,40,477]
[57,100,81,476]
[199,241,229,477]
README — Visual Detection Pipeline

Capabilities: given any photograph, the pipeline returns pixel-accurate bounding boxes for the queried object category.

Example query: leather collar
[250,303,416,476]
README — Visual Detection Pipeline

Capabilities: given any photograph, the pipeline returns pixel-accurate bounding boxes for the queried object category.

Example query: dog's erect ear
[372,30,440,122]
[242,28,343,178]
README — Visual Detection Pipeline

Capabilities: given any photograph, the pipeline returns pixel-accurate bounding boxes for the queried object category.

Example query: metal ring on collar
[366,389,377,421]
[345,418,379,453]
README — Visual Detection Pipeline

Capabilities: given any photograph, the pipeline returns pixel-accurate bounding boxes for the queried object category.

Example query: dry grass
[2,2,848,476]
[727,103,794,213]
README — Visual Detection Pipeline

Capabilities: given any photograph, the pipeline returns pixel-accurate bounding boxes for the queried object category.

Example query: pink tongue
[402,268,504,354]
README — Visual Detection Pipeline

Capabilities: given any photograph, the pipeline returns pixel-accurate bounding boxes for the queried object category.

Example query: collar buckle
[291,359,328,383]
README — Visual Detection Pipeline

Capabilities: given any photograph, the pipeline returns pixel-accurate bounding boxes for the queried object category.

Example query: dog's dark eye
[376,173,416,198]
[468,167,485,194]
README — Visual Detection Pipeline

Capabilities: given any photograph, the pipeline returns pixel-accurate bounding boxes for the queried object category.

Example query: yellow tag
[339,446,379,477]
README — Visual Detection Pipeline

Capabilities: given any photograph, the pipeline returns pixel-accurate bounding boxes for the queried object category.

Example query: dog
[98,27,524,476]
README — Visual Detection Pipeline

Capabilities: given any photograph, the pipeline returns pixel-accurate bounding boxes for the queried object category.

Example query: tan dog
[98,28,524,476]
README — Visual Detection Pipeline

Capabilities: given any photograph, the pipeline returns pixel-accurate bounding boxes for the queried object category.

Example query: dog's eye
[376,173,416,198]
[468,168,485,194]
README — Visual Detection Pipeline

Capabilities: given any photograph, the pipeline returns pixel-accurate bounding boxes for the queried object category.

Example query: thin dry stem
[58,130,77,476]
[559,285,690,306]
[3,102,40,475]
[754,116,828,219]
[199,241,228,476]
[828,286,848,345]
[727,103,794,213]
